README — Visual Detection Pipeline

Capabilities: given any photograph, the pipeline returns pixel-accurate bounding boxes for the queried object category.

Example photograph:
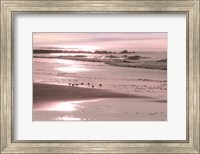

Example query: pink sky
[33,32,167,52]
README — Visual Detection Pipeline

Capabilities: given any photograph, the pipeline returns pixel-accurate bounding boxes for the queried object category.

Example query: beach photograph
[33,32,167,121]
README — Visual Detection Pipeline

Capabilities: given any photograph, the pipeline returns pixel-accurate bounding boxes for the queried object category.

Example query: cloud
[33,32,167,52]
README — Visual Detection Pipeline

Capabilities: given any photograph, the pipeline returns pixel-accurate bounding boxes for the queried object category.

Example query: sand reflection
[33,98,167,121]
[52,116,82,121]
[44,99,101,112]
[47,101,81,111]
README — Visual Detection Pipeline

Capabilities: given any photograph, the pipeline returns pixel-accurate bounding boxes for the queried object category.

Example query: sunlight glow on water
[33,58,75,65]
[55,66,91,73]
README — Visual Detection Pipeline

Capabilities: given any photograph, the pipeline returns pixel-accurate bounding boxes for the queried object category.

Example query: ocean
[33,52,167,100]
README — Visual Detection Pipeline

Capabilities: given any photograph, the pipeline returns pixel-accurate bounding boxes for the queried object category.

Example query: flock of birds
[68,82,102,88]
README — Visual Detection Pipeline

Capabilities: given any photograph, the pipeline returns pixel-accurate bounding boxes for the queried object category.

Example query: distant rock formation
[120,50,135,54]
[120,50,128,54]
[94,50,109,54]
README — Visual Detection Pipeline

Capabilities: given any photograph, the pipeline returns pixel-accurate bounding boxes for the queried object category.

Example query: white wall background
[14,14,186,140]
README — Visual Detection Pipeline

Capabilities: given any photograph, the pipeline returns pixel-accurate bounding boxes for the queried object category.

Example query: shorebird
[72,84,74,86]
[92,85,94,88]
[81,83,83,85]
[75,84,78,86]
[68,83,71,86]
[99,84,102,87]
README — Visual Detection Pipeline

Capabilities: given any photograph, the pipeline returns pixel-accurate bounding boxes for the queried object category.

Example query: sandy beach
[33,83,167,121]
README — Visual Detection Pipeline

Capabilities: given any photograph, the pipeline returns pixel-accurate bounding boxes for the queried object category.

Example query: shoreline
[33,82,149,104]
[33,56,167,100]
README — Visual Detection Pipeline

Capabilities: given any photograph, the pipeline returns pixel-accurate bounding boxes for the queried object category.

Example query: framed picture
[32,32,168,122]
[1,0,199,153]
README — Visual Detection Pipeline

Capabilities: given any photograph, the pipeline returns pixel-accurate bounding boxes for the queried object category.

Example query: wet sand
[33,83,147,102]
[33,83,167,121]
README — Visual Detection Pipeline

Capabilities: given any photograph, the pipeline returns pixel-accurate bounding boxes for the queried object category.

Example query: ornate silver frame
[1,0,199,153]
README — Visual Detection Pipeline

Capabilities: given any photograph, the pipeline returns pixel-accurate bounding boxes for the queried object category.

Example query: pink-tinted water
[33,57,167,99]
